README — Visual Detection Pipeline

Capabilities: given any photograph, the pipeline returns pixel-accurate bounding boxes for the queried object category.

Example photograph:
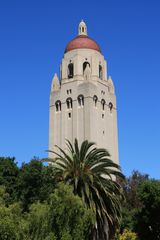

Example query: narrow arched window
[55,100,61,112]
[66,98,73,109]
[77,95,84,107]
[67,100,70,109]
[93,95,98,107]
[68,63,74,79]
[83,61,90,73]
[99,65,103,80]
[101,99,105,111]
[109,102,113,112]
[56,103,58,112]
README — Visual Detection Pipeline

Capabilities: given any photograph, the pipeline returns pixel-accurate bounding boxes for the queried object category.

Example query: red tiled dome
[65,35,101,53]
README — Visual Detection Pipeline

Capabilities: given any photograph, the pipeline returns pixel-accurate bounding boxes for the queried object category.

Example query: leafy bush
[116,229,138,240]
[27,183,94,240]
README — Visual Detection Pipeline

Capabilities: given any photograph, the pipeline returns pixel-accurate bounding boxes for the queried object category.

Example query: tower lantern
[78,20,87,36]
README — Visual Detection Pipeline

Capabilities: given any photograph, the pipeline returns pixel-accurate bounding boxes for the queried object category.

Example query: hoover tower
[49,21,119,164]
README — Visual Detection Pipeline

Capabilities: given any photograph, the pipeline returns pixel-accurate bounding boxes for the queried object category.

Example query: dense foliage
[26,183,94,240]
[119,171,160,240]
[116,229,138,240]
[0,157,19,204]
[134,180,160,240]
[0,157,55,209]
[0,154,160,240]
[0,157,94,239]
[0,182,94,240]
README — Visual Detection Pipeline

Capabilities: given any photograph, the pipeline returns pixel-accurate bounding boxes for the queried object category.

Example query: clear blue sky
[0,0,160,179]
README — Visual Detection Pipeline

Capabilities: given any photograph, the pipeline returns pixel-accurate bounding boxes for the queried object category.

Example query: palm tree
[44,139,124,240]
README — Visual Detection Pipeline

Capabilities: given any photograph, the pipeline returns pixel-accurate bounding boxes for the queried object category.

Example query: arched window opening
[66,98,73,110]
[99,65,103,80]
[55,101,61,112]
[83,61,90,73]
[77,95,84,107]
[101,99,105,111]
[68,63,74,79]
[67,101,69,109]
[93,95,98,107]
[109,102,113,112]
[82,27,84,32]
[56,103,58,112]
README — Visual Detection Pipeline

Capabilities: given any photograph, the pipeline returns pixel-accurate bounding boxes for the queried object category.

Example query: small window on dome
[83,61,90,73]
[99,65,103,80]
[68,63,74,79]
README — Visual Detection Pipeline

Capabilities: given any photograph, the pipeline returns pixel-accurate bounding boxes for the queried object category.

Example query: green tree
[49,183,94,240]
[18,159,55,210]
[45,139,124,240]
[0,157,19,203]
[0,186,10,205]
[0,184,93,240]
[115,229,138,240]
[134,180,160,240]
[0,199,28,240]
[122,171,149,210]
[118,171,149,233]
[27,183,94,240]
[0,205,18,240]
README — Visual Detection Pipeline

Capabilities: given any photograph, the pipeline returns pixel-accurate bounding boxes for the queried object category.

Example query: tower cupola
[65,20,101,53]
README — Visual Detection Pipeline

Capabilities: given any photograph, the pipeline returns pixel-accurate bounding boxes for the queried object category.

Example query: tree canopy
[134,179,160,240]
[119,171,160,240]
[0,149,160,239]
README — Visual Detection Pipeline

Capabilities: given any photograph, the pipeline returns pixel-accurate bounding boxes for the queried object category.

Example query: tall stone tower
[49,21,119,164]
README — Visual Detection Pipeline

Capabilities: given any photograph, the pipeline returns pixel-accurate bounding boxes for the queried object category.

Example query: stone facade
[49,21,119,165]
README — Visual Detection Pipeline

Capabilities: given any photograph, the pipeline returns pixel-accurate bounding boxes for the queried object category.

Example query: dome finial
[78,20,87,36]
